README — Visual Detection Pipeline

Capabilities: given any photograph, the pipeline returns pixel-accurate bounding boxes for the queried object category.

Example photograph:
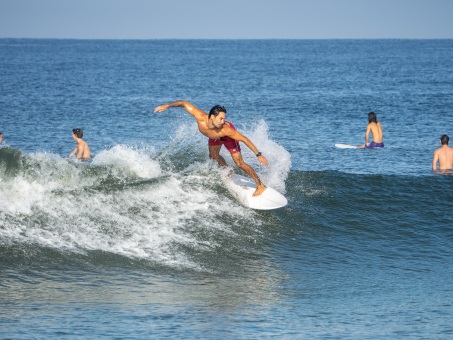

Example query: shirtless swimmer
[432,134,453,171]
[358,112,384,149]
[68,128,91,160]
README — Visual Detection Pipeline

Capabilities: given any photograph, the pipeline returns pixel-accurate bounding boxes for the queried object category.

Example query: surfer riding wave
[154,100,268,196]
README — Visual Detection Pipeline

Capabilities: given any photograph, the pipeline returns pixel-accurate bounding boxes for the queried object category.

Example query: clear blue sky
[1,0,452,39]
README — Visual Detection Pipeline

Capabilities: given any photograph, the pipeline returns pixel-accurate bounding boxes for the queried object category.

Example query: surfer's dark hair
[441,134,449,145]
[368,112,377,123]
[72,128,83,139]
[209,105,226,118]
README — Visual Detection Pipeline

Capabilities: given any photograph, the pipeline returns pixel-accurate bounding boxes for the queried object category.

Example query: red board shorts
[208,121,241,155]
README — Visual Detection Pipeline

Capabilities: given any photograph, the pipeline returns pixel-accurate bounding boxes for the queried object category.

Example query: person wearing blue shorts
[358,112,384,149]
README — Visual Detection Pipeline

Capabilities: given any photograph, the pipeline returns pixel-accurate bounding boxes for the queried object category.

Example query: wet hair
[209,105,226,118]
[368,112,377,123]
[441,134,449,145]
[72,128,83,139]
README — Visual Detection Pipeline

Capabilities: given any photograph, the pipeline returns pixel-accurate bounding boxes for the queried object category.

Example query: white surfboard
[335,143,357,149]
[225,174,287,210]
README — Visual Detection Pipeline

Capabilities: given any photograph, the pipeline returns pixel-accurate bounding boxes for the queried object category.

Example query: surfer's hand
[258,155,269,166]
[154,104,168,113]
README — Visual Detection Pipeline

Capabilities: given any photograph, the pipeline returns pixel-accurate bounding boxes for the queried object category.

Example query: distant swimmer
[358,112,384,149]
[68,128,91,160]
[432,134,453,171]
[0,131,3,144]
[154,100,269,196]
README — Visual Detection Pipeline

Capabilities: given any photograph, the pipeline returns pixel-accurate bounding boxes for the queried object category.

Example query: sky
[1,0,453,39]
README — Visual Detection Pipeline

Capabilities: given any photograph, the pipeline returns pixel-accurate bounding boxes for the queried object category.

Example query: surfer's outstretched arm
[154,100,207,121]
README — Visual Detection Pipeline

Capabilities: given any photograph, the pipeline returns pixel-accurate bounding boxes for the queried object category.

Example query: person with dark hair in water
[358,112,384,149]
[432,134,453,170]
[0,131,3,144]
[154,100,268,196]
[68,128,91,160]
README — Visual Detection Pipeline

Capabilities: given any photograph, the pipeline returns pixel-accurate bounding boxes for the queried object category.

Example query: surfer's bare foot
[253,184,267,197]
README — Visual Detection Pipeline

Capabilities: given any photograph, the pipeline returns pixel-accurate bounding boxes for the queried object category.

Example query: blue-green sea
[1,39,453,338]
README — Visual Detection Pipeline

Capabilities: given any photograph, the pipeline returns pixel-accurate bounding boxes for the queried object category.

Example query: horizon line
[1,37,453,41]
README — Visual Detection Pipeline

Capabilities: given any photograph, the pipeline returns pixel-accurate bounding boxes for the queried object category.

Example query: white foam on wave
[0,152,85,214]
[236,119,291,194]
[0,148,256,270]
[92,144,162,179]
[0,177,46,215]
[1,121,289,270]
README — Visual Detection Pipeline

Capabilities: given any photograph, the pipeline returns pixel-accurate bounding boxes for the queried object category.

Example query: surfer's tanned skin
[154,100,268,196]
[432,134,453,171]
[68,128,91,160]
[358,112,383,148]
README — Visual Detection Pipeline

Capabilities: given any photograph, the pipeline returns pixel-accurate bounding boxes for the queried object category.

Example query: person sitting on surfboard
[154,100,268,196]
[432,134,453,171]
[68,128,91,160]
[358,112,384,149]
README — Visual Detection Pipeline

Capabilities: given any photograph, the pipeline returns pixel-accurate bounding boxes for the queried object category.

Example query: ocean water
[1,39,453,338]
